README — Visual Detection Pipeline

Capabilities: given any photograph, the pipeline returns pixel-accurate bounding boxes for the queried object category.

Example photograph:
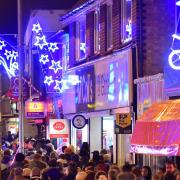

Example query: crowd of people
[1,137,180,180]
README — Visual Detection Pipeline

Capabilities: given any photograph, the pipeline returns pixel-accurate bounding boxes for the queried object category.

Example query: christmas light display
[168,3,180,70]
[49,60,63,73]
[32,22,64,93]
[0,37,18,78]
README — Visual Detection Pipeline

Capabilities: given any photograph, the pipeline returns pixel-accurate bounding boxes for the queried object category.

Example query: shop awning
[131,99,180,156]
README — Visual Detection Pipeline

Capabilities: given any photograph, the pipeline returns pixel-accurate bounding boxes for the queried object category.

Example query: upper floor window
[121,0,132,43]
[107,4,113,50]
[94,10,100,54]
[76,17,86,61]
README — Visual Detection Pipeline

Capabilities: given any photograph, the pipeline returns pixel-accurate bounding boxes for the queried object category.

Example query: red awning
[131,99,180,156]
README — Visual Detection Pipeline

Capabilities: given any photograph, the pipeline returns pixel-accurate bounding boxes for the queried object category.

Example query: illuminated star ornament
[54,80,63,92]
[44,76,54,86]
[39,54,49,64]
[32,21,64,93]
[0,40,6,50]
[48,42,59,52]
[49,60,62,73]
[32,23,42,33]
[34,35,48,50]
[0,37,18,78]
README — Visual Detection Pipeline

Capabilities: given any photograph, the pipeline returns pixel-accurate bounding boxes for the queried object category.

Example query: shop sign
[47,99,53,114]
[25,101,46,118]
[95,48,132,110]
[75,65,95,112]
[49,119,69,138]
[115,113,132,134]
[72,115,87,129]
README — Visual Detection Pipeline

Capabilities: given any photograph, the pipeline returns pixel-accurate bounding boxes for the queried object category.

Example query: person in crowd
[14,167,25,180]
[90,150,100,166]
[62,162,78,180]
[75,171,87,180]
[131,166,141,179]
[108,169,119,180]
[11,153,27,169]
[42,159,64,180]
[116,172,135,180]
[84,170,96,180]
[30,167,42,180]
[79,142,90,169]
[164,161,179,179]
[7,131,14,143]
[1,155,11,180]
[122,163,132,173]
[141,166,152,180]
[176,172,180,180]
[94,171,108,180]
[23,168,31,179]
[28,153,47,170]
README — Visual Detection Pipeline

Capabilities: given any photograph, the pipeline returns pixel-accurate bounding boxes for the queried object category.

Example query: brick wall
[112,0,121,50]
[86,11,95,58]
[100,4,107,55]
[69,22,76,67]
[136,0,175,76]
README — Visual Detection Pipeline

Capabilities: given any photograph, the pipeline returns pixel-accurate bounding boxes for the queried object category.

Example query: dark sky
[0,0,79,34]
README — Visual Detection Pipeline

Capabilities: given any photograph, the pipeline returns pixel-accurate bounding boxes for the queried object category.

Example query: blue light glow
[49,60,63,73]
[34,35,48,50]
[44,76,54,86]
[176,0,180,6]
[39,54,50,64]
[0,40,6,50]
[125,19,132,42]
[0,38,18,78]
[108,63,115,101]
[32,23,42,33]
[80,43,86,53]
[48,42,59,52]
[54,80,63,92]
[168,50,180,70]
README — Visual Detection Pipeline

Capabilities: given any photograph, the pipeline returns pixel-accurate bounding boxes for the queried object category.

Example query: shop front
[62,48,133,165]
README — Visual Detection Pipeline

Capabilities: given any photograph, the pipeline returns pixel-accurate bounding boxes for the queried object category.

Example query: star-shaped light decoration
[34,35,48,50]
[4,50,12,60]
[32,23,42,34]
[54,80,63,93]
[11,50,18,60]
[0,40,6,50]
[48,42,59,53]
[49,60,62,73]
[44,76,54,86]
[39,54,50,65]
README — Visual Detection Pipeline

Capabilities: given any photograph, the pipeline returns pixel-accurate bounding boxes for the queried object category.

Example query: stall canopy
[131,99,180,156]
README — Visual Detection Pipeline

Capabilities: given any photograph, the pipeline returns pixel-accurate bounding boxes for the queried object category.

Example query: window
[107,4,113,49]
[76,17,86,61]
[94,10,100,53]
[121,0,132,43]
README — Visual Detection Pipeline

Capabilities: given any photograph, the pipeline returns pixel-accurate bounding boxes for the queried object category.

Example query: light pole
[17,0,24,153]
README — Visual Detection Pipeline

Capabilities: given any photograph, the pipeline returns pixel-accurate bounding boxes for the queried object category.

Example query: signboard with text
[115,113,132,134]
[25,101,46,118]
[49,119,70,138]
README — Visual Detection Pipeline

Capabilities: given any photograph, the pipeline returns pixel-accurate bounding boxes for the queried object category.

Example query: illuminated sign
[25,101,46,118]
[49,119,70,138]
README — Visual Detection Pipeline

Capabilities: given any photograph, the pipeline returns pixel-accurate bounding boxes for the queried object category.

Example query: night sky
[0,0,79,34]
